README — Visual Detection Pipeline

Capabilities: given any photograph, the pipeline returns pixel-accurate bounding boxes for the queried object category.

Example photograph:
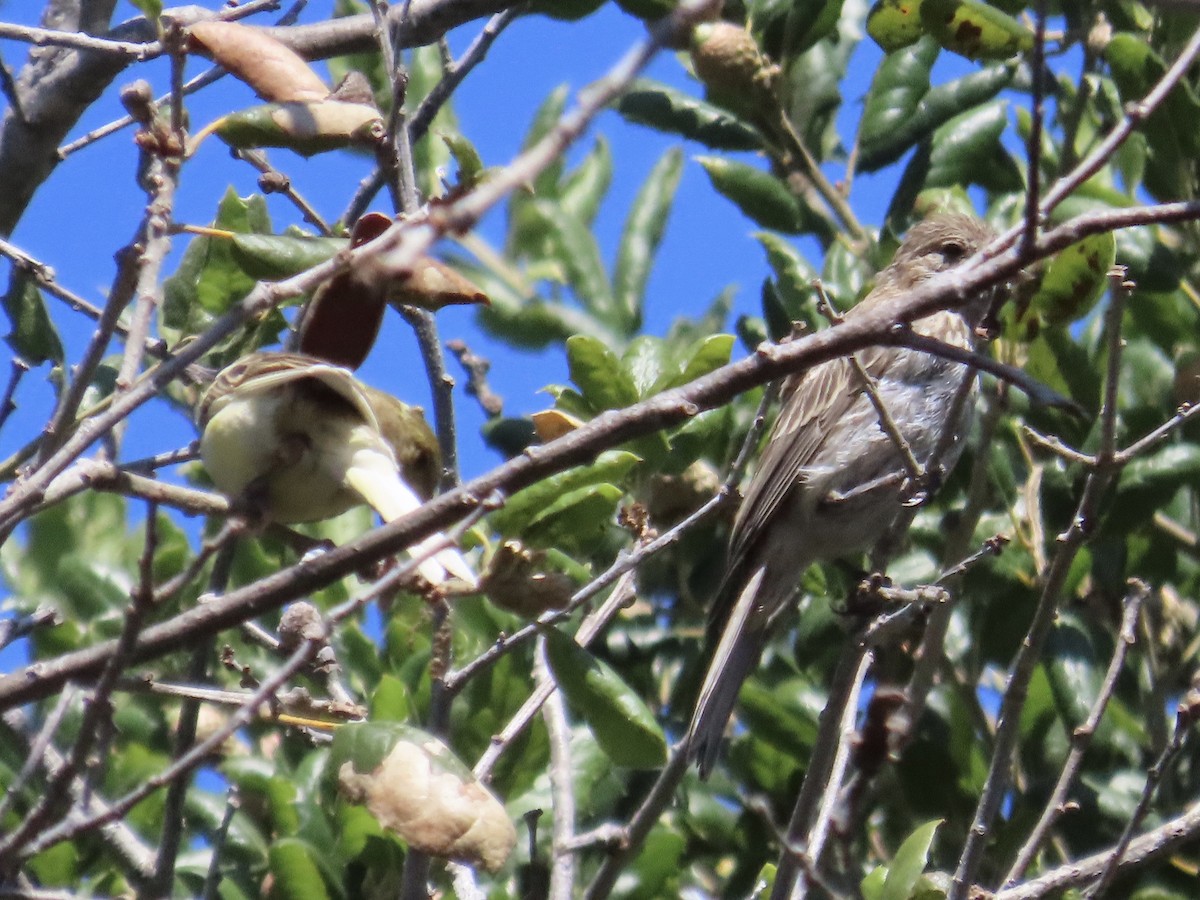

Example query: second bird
[688,213,1000,775]
[197,351,476,588]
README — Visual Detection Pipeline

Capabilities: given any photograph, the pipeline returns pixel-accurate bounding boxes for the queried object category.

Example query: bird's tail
[687,566,771,778]
[344,449,477,588]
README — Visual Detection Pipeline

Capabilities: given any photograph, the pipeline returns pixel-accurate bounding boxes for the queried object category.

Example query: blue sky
[1,0,916,482]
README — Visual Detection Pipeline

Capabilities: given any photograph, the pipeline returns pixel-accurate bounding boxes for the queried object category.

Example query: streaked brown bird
[688,213,999,775]
[197,350,476,587]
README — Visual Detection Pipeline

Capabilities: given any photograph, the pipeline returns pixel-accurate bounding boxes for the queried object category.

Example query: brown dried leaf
[481,540,577,617]
[338,737,516,872]
[393,257,490,309]
[188,20,329,103]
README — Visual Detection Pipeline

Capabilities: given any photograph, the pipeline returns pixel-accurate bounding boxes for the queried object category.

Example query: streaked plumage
[689,213,998,775]
[197,351,475,587]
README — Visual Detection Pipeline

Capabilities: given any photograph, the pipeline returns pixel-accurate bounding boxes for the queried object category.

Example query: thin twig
[473,570,639,780]
[17,641,319,861]
[950,272,1131,899]
[539,637,578,900]
[1003,580,1148,885]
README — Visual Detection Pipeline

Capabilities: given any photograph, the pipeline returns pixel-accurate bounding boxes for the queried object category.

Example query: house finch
[688,213,999,775]
[197,351,476,587]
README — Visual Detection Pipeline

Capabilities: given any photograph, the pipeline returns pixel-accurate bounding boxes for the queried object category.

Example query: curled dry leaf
[644,459,721,526]
[297,212,490,368]
[481,540,577,617]
[188,20,330,103]
[530,408,585,443]
[337,731,516,872]
[209,101,385,157]
[384,256,491,310]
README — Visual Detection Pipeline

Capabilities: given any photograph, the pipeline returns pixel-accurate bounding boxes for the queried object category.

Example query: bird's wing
[200,353,380,433]
[726,342,894,576]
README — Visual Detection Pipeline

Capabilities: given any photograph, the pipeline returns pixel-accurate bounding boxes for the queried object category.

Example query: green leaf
[229,234,345,280]
[697,156,807,233]
[488,451,640,540]
[1045,614,1100,731]
[522,85,569,196]
[531,200,615,319]
[543,629,668,768]
[622,335,668,398]
[862,865,887,900]
[755,232,819,331]
[267,838,333,900]
[437,130,486,190]
[1119,444,1200,496]
[614,148,683,332]
[566,334,640,411]
[860,42,1017,171]
[522,482,624,548]
[1031,231,1116,326]
[859,38,937,163]
[163,188,274,342]
[560,136,613,227]
[920,0,1033,60]
[617,80,764,151]
[866,0,929,52]
[129,0,164,20]
[910,100,1022,194]
[1104,33,1200,201]
[881,819,941,900]
[3,268,64,366]
[666,333,735,391]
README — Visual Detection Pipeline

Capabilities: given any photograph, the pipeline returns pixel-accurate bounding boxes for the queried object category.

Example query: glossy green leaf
[617,80,764,151]
[866,0,929,52]
[697,156,806,233]
[543,629,668,768]
[566,334,640,411]
[1045,614,1100,731]
[860,43,1017,171]
[229,234,345,280]
[667,333,735,390]
[859,38,937,164]
[522,482,624,548]
[881,819,942,900]
[1031,231,1115,326]
[920,0,1033,60]
[1119,444,1200,496]
[488,451,640,538]
[622,335,667,398]
[614,148,683,331]
[3,268,64,366]
[163,188,273,332]
[752,0,845,59]
[1104,33,1200,200]
[921,100,1022,192]
[268,838,334,900]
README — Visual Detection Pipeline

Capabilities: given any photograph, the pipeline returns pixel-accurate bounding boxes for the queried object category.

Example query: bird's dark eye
[940,240,967,264]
